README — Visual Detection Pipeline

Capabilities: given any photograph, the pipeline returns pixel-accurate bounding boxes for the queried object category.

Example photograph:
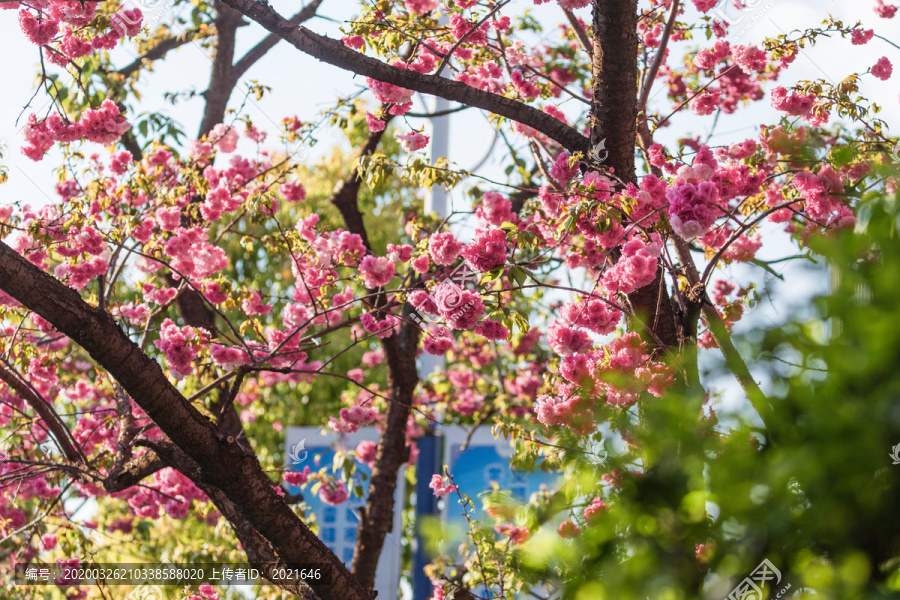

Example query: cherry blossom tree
[0,0,898,599]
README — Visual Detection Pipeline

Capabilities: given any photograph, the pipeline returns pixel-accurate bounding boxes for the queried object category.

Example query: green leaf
[509,265,529,287]
[483,265,505,282]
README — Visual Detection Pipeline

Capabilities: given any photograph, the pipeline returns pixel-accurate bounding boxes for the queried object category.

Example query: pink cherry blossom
[437,288,484,330]
[241,291,272,316]
[429,474,457,498]
[872,57,893,80]
[536,391,594,433]
[875,0,897,18]
[851,28,875,44]
[692,0,719,11]
[355,440,378,467]
[560,298,621,336]
[405,0,438,14]
[547,319,593,356]
[557,520,582,539]
[319,479,349,505]
[365,112,385,132]
[396,130,430,152]
[359,255,396,288]
[666,181,721,239]
[549,152,579,183]
[460,229,508,272]
[428,232,463,266]
[284,467,311,486]
[601,237,660,295]
[209,124,239,153]
[411,255,430,273]
[474,319,509,340]
[280,180,306,203]
[424,328,454,355]
[476,191,513,226]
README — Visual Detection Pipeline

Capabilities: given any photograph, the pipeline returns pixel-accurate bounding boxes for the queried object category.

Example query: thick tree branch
[0,241,374,600]
[322,117,421,589]
[116,28,210,78]
[101,450,167,492]
[232,0,325,81]
[588,0,678,349]
[198,4,245,137]
[562,8,592,55]
[590,0,639,179]
[147,440,319,599]
[215,0,589,153]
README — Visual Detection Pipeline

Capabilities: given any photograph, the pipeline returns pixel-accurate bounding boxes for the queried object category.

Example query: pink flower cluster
[429,475,457,498]
[162,227,229,279]
[872,57,893,80]
[366,73,414,114]
[359,255,397,288]
[666,181,721,239]
[396,130,430,152]
[434,286,484,330]
[601,237,660,295]
[22,100,131,161]
[153,319,204,380]
[284,466,311,487]
[126,467,207,519]
[423,326,455,355]
[535,389,595,435]
[475,192,514,227]
[460,229,508,272]
[328,405,377,434]
[429,232,463,266]
[559,298,621,336]
[319,478,349,505]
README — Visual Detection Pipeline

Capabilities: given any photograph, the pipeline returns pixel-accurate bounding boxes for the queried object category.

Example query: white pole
[425,94,450,218]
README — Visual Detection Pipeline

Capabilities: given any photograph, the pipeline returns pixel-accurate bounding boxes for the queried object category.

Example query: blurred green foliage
[429,191,900,600]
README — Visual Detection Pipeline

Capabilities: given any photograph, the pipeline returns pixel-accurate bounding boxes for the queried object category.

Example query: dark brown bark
[232,0,325,81]
[0,241,374,600]
[330,125,390,252]
[590,0,639,181]
[100,450,167,492]
[322,120,422,590]
[149,440,319,599]
[625,262,679,349]
[350,319,419,588]
[116,27,210,78]
[215,0,590,153]
[588,0,678,350]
